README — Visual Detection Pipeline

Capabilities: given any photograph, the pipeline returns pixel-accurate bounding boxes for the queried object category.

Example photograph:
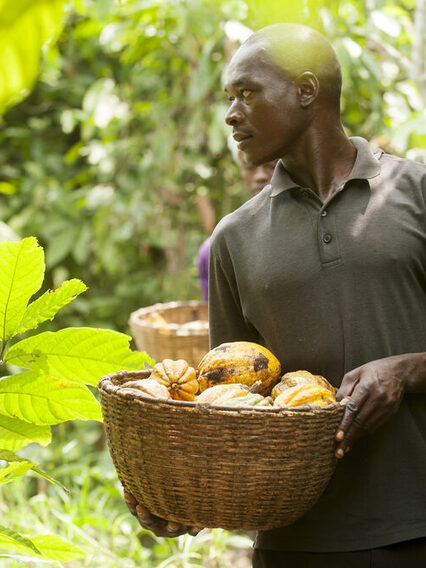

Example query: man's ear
[295,72,319,108]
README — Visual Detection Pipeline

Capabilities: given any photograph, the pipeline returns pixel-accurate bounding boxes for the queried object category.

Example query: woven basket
[128,301,209,368]
[98,369,346,531]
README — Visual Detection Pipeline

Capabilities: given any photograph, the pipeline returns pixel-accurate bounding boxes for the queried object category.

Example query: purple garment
[197,237,210,301]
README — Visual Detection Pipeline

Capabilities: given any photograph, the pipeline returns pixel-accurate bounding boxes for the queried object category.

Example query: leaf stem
[0,340,7,366]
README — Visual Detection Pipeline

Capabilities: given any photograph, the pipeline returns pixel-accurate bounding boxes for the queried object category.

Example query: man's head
[224,23,342,165]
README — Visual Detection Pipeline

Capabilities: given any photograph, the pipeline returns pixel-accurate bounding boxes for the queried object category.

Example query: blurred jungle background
[0,0,425,566]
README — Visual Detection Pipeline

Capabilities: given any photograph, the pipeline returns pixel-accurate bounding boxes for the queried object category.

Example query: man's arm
[335,352,426,458]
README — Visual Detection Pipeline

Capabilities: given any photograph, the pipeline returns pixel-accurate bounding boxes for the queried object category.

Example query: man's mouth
[233,132,252,143]
[233,133,252,150]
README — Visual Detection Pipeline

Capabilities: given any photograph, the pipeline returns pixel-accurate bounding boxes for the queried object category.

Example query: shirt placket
[301,188,342,267]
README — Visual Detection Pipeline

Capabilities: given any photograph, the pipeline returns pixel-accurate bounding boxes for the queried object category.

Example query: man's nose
[225,101,244,125]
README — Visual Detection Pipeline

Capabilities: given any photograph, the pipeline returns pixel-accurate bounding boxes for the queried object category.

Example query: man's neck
[282,124,357,203]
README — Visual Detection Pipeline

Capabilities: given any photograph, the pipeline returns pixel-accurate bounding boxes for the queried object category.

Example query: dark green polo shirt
[208,137,426,552]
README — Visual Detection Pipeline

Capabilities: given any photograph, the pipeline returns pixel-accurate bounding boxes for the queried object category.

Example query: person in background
[197,151,277,302]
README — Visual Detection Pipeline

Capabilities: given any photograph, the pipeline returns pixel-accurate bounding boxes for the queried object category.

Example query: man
[208,22,426,567]
[125,23,426,566]
[197,150,277,301]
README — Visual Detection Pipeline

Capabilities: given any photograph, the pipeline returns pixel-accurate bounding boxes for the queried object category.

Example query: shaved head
[241,23,342,109]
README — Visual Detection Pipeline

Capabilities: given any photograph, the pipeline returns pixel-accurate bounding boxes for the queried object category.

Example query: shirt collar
[269,136,382,197]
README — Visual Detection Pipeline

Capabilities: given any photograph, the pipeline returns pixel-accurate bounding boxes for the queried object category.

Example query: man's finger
[335,398,361,440]
[335,405,372,457]
[335,370,360,401]
[123,490,137,515]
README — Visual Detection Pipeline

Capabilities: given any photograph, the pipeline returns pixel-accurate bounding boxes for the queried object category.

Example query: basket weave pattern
[99,369,345,531]
[128,301,209,367]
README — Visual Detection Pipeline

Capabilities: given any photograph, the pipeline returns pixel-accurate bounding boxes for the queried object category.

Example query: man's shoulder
[213,188,270,239]
[378,150,426,178]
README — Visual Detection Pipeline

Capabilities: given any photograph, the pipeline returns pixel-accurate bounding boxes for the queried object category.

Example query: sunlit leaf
[0,370,102,425]
[0,526,41,556]
[0,527,85,562]
[0,461,35,484]
[0,0,66,113]
[0,414,51,451]
[0,183,16,195]
[0,450,69,492]
[5,327,153,385]
[13,279,87,337]
[0,238,44,342]
[30,534,86,562]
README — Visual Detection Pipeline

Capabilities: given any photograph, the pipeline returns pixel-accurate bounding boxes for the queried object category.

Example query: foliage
[0,0,66,114]
[0,237,152,563]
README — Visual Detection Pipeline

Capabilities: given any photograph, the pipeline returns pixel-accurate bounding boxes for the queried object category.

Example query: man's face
[225,42,308,166]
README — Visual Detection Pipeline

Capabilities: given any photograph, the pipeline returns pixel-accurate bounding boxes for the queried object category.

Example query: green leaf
[0,414,51,451]
[0,461,35,484]
[5,327,153,386]
[0,369,102,425]
[0,526,41,556]
[0,527,85,562]
[30,534,86,562]
[0,238,45,342]
[0,0,66,113]
[13,279,88,337]
[0,450,69,492]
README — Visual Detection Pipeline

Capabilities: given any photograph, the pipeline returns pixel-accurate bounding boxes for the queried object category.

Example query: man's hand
[123,490,202,538]
[334,355,416,459]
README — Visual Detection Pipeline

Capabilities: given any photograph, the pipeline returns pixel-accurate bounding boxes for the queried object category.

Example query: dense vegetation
[0,0,424,566]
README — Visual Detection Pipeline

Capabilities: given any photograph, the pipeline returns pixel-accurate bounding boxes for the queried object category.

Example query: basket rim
[129,300,207,319]
[128,300,208,335]
[98,369,347,415]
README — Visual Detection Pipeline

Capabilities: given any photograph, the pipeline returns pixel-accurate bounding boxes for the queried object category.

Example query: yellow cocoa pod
[120,378,171,399]
[197,341,281,396]
[150,359,199,401]
[273,384,336,408]
[196,383,250,405]
[271,370,336,400]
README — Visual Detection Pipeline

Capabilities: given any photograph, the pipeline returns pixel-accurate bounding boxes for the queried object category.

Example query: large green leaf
[0,526,41,557]
[5,327,153,385]
[0,238,45,342]
[13,279,88,337]
[0,414,51,451]
[0,0,66,113]
[0,370,102,425]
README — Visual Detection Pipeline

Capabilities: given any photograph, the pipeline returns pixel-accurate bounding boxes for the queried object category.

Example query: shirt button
[321,210,327,217]
[323,233,332,244]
